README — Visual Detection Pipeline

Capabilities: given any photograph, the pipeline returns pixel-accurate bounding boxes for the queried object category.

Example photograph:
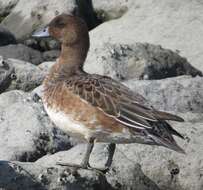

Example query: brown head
[48,14,89,47]
[33,14,90,70]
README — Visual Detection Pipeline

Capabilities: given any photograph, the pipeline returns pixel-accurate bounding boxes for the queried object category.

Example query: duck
[33,14,185,171]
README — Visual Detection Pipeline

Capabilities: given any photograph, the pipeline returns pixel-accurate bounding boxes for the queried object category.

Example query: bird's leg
[105,143,116,169]
[56,137,95,169]
[95,143,116,173]
[80,137,95,168]
[56,140,116,174]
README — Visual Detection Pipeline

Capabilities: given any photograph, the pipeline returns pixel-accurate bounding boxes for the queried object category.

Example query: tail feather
[165,123,185,139]
[146,121,185,154]
[148,132,185,154]
[153,110,184,122]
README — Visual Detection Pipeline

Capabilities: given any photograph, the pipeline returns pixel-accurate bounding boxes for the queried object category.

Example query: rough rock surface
[0,144,160,190]
[0,56,14,93]
[37,61,55,76]
[125,76,203,113]
[1,0,100,40]
[92,0,129,21]
[116,117,203,190]
[0,0,18,17]
[85,43,202,80]
[1,0,77,39]
[89,0,203,72]
[0,114,202,190]
[24,37,61,53]
[0,44,43,65]
[0,90,72,161]
[42,50,60,62]
[0,26,17,46]
[0,161,115,190]
[3,58,45,92]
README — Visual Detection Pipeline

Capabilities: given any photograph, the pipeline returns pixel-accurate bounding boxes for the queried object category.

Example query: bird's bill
[32,27,50,38]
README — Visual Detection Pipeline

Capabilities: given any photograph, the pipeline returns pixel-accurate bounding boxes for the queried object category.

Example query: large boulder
[92,0,130,21]
[1,143,158,190]
[115,117,203,190]
[3,58,45,92]
[0,44,43,65]
[0,90,72,161]
[0,26,17,46]
[1,0,100,40]
[42,50,60,62]
[84,43,202,80]
[89,0,203,72]
[0,56,14,93]
[1,0,77,39]
[0,0,18,17]
[37,61,55,75]
[0,160,115,190]
[125,76,203,113]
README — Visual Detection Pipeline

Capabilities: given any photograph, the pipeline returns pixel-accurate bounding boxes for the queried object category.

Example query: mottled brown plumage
[34,14,185,171]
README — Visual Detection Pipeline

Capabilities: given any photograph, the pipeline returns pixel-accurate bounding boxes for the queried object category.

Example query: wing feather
[65,74,184,130]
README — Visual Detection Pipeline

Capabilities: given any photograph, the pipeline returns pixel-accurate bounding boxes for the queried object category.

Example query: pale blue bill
[32,27,50,38]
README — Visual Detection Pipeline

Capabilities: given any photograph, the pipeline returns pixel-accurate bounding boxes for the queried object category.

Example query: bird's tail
[146,121,185,154]
[149,133,185,154]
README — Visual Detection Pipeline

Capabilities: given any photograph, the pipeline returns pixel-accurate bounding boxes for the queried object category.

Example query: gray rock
[0,90,72,161]
[23,38,61,52]
[31,84,44,102]
[1,0,102,40]
[0,44,43,65]
[23,38,39,50]
[0,26,17,46]
[42,50,60,62]
[38,38,60,51]
[85,43,202,80]
[0,0,18,17]
[4,58,45,92]
[0,56,14,93]
[46,39,61,50]
[116,119,203,190]
[92,0,129,21]
[34,144,159,190]
[37,61,55,75]
[125,76,203,113]
[1,0,77,40]
[89,0,203,72]
[0,160,114,190]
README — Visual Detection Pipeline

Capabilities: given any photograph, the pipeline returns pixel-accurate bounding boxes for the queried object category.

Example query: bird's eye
[55,19,66,28]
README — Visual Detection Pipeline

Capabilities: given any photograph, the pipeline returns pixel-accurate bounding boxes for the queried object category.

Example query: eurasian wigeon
[33,14,185,172]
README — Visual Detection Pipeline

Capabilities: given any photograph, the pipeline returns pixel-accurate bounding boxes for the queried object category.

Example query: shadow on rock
[36,144,160,190]
[0,161,46,190]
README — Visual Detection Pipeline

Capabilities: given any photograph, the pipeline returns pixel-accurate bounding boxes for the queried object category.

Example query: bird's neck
[58,41,89,73]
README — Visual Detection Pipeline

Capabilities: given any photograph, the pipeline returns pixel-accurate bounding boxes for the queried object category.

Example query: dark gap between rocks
[75,0,103,30]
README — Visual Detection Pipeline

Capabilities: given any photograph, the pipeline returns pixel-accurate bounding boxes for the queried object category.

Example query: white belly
[44,104,93,141]
[44,104,149,144]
